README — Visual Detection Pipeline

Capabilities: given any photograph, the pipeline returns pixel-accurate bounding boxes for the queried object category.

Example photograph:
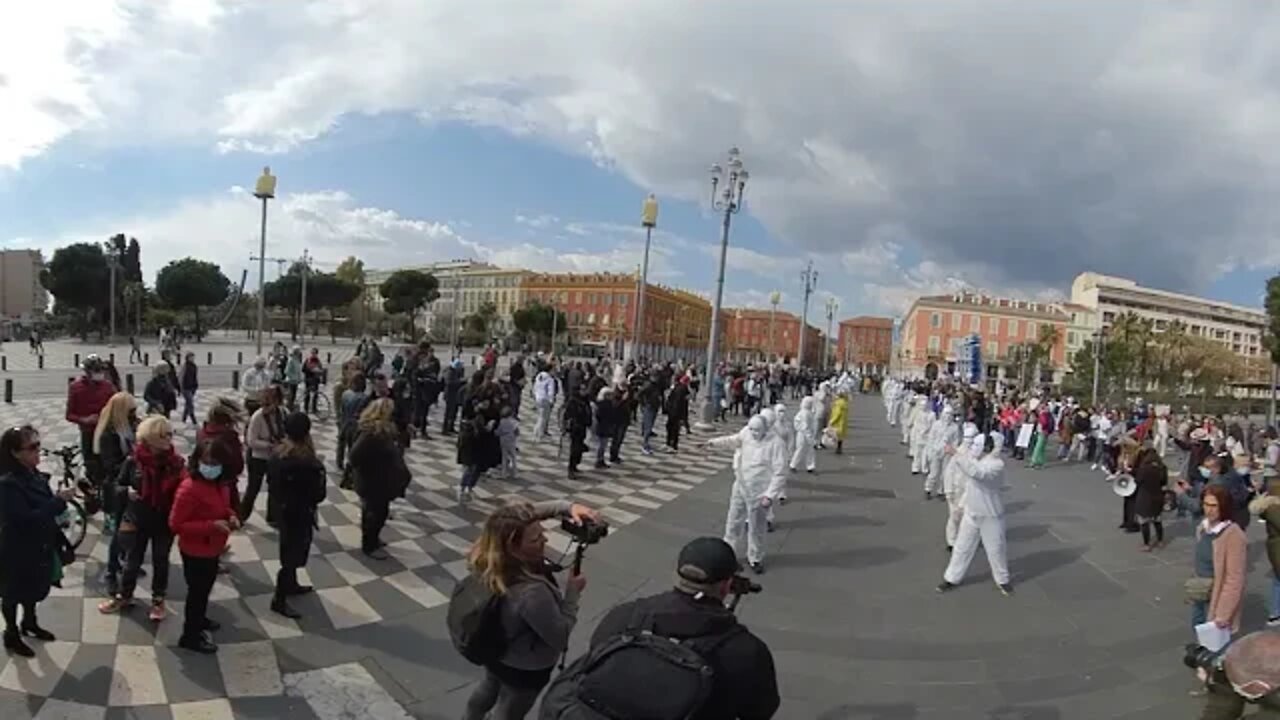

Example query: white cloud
[514,213,560,229]
[13,1,1280,303]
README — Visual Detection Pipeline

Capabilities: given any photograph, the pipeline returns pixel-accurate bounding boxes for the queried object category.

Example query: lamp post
[823,297,838,372]
[1091,328,1104,407]
[798,261,818,367]
[697,147,749,428]
[634,194,659,362]
[253,167,277,357]
[768,290,781,363]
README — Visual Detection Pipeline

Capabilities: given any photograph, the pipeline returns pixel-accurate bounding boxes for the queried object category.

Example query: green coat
[1249,494,1280,578]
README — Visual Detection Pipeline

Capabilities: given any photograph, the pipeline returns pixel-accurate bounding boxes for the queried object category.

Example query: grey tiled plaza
[0,382,1248,718]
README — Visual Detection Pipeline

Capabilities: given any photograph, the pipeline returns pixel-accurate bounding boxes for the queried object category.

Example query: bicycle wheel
[312,391,332,423]
[58,499,87,550]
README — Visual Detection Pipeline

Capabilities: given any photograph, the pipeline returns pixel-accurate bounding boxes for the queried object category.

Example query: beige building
[1052,301,1100,372]
[1069,272,1270,385]
[0,250,48,322]
[366,260,529,336]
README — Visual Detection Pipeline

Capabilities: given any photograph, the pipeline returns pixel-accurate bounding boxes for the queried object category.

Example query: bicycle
[40,445,92,551]
[305,383,332,422]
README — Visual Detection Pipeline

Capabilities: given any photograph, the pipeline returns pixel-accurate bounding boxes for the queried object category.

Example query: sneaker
[271,598,302,619]
[1090,464,1098,471]
[178,633,217,654]
[936,581,957,593]
[778,496,788,506]
[925,491,933,500]
[1267,617,1280,628]
[749,561,765,575]
[98,597,132,614]
[997,583,1014,596]
[363,547,390,561]
[149,600,167,622]
[641,447,653,456]
[202,618,221,632]
[767,521,775,533]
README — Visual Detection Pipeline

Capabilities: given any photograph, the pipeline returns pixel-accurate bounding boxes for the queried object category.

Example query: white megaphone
[1110,472,1136,498]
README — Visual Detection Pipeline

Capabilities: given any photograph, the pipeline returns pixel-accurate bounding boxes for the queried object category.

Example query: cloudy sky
[4,0,1280,320]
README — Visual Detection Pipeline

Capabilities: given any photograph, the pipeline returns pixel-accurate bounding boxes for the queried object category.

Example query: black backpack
[539,612,743,720]
[447,573,507,666]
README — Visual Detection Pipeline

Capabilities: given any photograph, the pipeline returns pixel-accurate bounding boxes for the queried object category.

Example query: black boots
[20,621,54,642]
[3,630,33,658]
[271,596,302,619]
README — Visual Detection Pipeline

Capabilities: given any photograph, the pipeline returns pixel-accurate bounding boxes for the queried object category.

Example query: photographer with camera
[450,499,600,720]
[540,537,780,720]
[1187,630,1280,718]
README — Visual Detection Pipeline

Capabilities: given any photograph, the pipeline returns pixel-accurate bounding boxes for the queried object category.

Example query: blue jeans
[460,465,480,491]
[1191,600,1208,630]
[595,435,609,466]
[1270,576,1280,621]
[640,406,658,451]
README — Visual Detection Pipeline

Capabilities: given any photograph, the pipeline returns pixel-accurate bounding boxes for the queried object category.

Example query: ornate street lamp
[253,167,277,356]
[697,148,749,427]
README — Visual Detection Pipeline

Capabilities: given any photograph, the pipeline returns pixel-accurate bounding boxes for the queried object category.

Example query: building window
[951,313,961,330]
[930,313,941,328]
[587,313,596,324]
[575,292,583,304]
[1026,322,1036,339]
[618,294,628,306]
[604,294,612,306]
[969,314,980,332]
[988,341,999,357]
[1008,319,1019,337]
[989,317,1000,335]
[1067,331,1078,346]
[603,314,610,326]
[928,336,940,353]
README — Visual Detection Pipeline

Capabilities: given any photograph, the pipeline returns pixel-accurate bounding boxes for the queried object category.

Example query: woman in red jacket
[169,438,241,654]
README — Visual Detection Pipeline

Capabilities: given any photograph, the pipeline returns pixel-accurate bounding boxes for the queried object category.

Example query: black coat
[1133,455,1168,520]
[0,468,68,604]
[268,454,327,568]
[349,431,409,503]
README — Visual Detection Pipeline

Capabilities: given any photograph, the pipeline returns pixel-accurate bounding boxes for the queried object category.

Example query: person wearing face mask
[66,355,116,490]
[909,392,935,476]
[925,403,959,501]
[790,396,817,474]
[938,431,1013,596]
[704,415,787,575]
[943,423,982,551]
[169,438,241,653]
[768,403,794,531]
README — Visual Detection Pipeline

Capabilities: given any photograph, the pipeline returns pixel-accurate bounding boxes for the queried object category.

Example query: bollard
[38,355,43,370]
[207,351,213,365]
[232,370,240,391]
[326,352,332,364]
[3,379,10,403]
[238,351,243,365]
[68,377,73,385]
[74,353,80,368]
[109,353,115,364]
[2,356,6,372]
[126,373,135,394]
[144,352,150,366]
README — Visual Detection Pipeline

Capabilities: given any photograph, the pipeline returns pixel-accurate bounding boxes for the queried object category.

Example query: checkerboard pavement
[0,387,730,717]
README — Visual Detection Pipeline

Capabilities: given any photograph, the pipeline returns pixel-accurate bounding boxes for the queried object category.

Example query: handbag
[1184,576,1213,604]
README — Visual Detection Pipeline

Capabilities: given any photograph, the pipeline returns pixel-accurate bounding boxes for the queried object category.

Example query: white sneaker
[1090,464,1098,471]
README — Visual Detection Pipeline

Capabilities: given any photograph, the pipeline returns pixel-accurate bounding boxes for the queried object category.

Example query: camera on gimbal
[562,517,610,545]
[729,575,762,597]
[1184,643,1226,673]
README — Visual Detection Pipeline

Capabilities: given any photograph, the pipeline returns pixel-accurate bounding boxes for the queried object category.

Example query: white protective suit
[768,404,794,526]
[943,424,982,548]
[709,415,787,566]
[814,382,833,447]
[885,380,902,427]
[942,432,1011,586]
[925,403,960,496]
[790,396,817,472]
[902,394,919,446]
[909,398,935,474]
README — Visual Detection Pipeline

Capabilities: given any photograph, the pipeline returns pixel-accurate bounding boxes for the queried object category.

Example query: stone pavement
[423,396,1262,719]
[0,386,729,719]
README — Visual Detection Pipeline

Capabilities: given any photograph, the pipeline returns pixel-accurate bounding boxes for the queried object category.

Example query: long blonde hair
[93,392,136,454]
[468,501,539,595]
[357,398,397,436]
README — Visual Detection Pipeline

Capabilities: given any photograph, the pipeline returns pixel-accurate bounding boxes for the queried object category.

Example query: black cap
[284,411,311,442]
[675,537,738,589]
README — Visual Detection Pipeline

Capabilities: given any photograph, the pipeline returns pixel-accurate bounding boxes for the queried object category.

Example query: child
[497,407,520,480]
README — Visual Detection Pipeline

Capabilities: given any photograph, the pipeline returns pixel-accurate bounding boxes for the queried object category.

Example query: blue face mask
[198,463,223,480]
[1199,466,1213,479]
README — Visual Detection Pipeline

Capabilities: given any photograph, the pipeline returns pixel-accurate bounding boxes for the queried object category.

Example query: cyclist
[66,355,115,490]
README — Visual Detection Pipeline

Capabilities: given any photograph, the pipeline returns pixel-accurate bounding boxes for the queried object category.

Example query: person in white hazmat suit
[938,431,1013,595]
[885,380,902,427]
[943,423,981,550]
[790,396,818,473]
[902,393,919,447]
[705,415,787,574]
[767,403,793,531]
[813,381,832,448]
[909,396,935,475]
[924,403,959,499]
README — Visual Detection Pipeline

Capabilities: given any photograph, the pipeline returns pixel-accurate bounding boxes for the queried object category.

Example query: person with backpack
[540,537,780,720]
[455,499,599,720]
[267,412,328,619]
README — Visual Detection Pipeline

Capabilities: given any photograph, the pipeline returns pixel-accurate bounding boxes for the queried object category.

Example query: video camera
[562,517,610,545]
[726,574,762,612]
[1184,643,1226,673]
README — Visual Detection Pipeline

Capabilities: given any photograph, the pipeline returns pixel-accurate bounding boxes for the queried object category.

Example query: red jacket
[65,378,115,428]
[168,477,234,558]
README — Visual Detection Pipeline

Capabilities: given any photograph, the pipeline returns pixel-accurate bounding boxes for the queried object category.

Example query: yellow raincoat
[828,395,849,441]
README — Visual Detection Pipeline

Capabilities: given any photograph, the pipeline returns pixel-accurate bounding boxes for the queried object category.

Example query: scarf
[133,442,182,511]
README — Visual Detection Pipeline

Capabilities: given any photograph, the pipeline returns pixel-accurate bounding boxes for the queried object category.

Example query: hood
[962,422,979,440]
[1250,494,1280,516]
[758,409,775,430]
[988,431,1006,455]
[800,397,814,411]
[747,416,768,441]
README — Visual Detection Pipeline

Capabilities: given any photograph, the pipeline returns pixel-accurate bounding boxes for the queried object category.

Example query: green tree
[154,258,231,336]
[512,301,567,350]
[465,301,499,337]
[379,270,440,336]
[334,256,367,334]
[40,243,110,338]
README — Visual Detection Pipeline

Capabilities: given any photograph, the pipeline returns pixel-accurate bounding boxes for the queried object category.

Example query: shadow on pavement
[788,479,897,500]
[1004,523,1050,543]
[773,546,907,570]
[780,514,888,531]
[1012,546,1088,583]
[817,703,918,719]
